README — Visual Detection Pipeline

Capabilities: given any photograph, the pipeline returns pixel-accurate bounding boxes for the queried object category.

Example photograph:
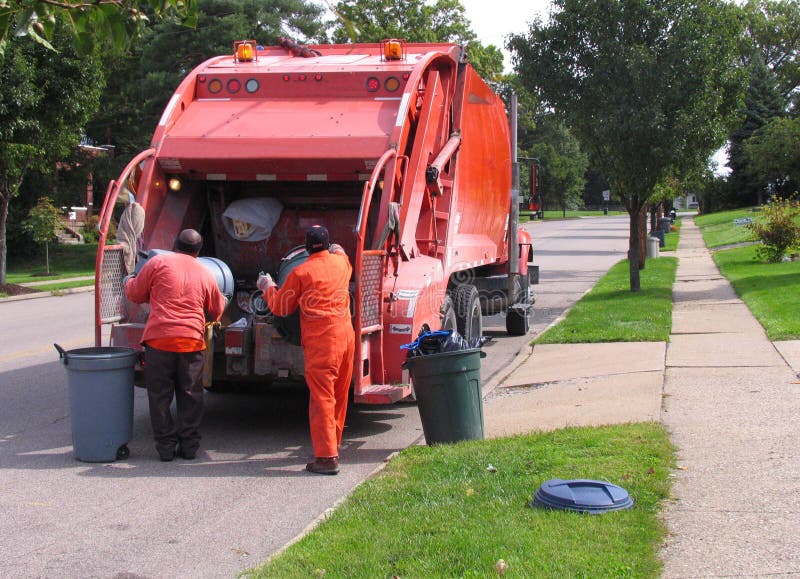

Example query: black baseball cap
[305,225,330,254]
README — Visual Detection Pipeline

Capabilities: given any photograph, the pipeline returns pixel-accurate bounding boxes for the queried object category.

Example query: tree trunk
[627,205,642,291]
[0,193,8,286]
[639,210,647,270]
[45,241,50,274]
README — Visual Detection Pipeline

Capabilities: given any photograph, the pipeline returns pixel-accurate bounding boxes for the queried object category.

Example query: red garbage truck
[94,39,537,404]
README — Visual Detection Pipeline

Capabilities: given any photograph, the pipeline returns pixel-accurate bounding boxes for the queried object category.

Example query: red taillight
[298,74,307,81]
[282,75,291,82]
[198,75,207,83]
[227,79,241,93]
[366,77,380,92]
[314,74,323,82]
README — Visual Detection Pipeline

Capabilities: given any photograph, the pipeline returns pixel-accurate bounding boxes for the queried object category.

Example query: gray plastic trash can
[55,345,138,462]
[404,349,486,445]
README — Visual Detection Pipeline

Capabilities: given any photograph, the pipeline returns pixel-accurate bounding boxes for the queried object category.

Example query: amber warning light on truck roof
[234,40,257,63]
[382,39,404,61]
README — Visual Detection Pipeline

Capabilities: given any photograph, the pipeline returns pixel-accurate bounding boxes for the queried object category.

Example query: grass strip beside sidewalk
[712,244,800,340]
[694,208,757,248]
[694,208,800,340]
[535,257,678,344]
[250,423,673,578]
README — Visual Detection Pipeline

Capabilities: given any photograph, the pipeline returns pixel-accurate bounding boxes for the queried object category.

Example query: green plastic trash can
[56,344,138,462]
[404,348,486,445]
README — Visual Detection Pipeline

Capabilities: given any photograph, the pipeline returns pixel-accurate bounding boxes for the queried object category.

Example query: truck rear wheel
[453,284,482,344]
[506,305,530,335]
[506,275,532,336]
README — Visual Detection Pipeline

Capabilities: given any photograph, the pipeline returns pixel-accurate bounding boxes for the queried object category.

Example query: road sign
[602,190,610,201]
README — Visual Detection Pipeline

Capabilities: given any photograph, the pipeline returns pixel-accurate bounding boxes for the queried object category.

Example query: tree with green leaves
[741,0,800,104]
[0,28,104,285]
[726,0,799,206]
[329,0,504,81]
[86,0,327,163]
[510,0,747,291]
[524,114,588,216]
[727,55,789,207]
[745,116,800,196]
[0,0,198,55]
[23,197,62,274]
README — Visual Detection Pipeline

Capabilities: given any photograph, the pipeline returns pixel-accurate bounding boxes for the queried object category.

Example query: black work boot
[306,457,339,475]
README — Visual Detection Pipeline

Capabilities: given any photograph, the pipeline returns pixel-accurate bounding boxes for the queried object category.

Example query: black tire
[506,275,532,336]
[506,305,530,335]
[116,445,130,460]
[453,284,482,343]
[440,294,457,331]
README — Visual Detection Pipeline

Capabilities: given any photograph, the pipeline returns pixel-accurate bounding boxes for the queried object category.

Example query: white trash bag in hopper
[222,197,284,242]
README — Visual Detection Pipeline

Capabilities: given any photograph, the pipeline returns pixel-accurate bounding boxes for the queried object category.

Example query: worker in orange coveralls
[125,229,226,462]
[258,225,355,475]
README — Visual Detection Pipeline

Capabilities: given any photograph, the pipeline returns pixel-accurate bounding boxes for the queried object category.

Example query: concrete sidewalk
[482,217,800,576]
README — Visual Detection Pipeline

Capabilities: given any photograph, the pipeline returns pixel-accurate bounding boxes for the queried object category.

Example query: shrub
[83,215,116,244]
[747,195,800,262]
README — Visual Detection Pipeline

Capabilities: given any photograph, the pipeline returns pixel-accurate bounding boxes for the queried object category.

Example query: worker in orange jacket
[125,229,227,461]
[258,226,355,475]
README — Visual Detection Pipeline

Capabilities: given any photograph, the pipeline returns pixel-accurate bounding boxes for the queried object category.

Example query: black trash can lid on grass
[532,479,633,514]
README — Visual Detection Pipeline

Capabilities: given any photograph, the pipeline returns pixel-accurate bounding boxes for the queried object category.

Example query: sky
[459,0,553,71]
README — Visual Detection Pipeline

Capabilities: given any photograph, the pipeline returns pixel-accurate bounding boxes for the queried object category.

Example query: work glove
[257,272,276,291]
[329,243,344,255]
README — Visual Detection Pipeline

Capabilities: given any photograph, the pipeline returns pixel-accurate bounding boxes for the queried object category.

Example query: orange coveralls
[265,249,355,458]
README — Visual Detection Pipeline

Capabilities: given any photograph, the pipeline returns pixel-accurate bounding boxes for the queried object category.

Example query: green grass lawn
[660,218,680,252]
[522,209,627,221]
[694,208,758,248]
[712,244,800,340]
[535,257,678,344]
[251,423,673,578]
[6,243,97,284]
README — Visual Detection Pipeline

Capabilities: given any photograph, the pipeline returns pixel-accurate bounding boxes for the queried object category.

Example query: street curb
[481,342,534,399]
[478,284,595,400]
[0,284,94,303]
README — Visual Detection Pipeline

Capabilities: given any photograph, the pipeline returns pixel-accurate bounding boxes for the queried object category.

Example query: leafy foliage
[509,0,747,290]
[525,114,588,213]
[23,197,61,273]
[744,116,800,196]
[329,0,504,81]
[747,195,800,262]
[727,60,786,205]
[725,0,800,207]
[0,0,198,56]
[0,27,104,283]
[85,0,327,162]
[742,0,800,103]
[24,197,61,244]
